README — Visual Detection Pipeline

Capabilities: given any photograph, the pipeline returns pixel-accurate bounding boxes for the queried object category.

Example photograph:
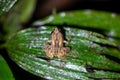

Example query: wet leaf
[6,26,120,80]
[34,10,120,44]
[0,55,15,80]
[0,0,17,16]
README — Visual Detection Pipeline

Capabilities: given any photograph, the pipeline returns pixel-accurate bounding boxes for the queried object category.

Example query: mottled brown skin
[44,28,70,59]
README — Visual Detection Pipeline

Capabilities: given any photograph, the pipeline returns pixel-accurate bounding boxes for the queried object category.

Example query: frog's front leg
[47,38,52,43]
[63,38,70,44]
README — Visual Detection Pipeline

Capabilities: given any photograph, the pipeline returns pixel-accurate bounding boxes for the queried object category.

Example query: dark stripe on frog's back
[54,41,59,54]
[55,33,58,40]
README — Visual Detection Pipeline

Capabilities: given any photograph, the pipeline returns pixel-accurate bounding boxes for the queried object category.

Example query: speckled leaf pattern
[6,26,120,80]
[34,10,120,44]
[0,0,17,15]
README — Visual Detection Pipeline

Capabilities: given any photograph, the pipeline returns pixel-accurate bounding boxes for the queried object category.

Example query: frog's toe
[46,52,54,58]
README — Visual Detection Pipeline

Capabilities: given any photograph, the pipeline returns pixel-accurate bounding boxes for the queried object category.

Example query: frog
[44,27,70,59]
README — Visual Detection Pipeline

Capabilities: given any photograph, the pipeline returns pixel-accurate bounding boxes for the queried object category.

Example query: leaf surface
[6,26,120,80]
[0,55,15,80]
[0,0,17,15]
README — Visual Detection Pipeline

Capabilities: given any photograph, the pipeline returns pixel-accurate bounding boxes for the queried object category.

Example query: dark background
[29,0,120,23]
[23,0,120,27]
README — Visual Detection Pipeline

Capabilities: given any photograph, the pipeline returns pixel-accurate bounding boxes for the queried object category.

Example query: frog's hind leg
[44,45,54,58]
[57,47,70,59]
[46,50,54,59]
[64,47,70,53]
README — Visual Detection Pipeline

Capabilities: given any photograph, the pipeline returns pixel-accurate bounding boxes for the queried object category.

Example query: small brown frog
[44,27,70,59]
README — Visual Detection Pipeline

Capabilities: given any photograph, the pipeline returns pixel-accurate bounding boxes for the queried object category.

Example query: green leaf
[0,0,17,16]
[0,0,36,40]
[6,26,120,80]
[0,55,15,80]
[34,10,120,44]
